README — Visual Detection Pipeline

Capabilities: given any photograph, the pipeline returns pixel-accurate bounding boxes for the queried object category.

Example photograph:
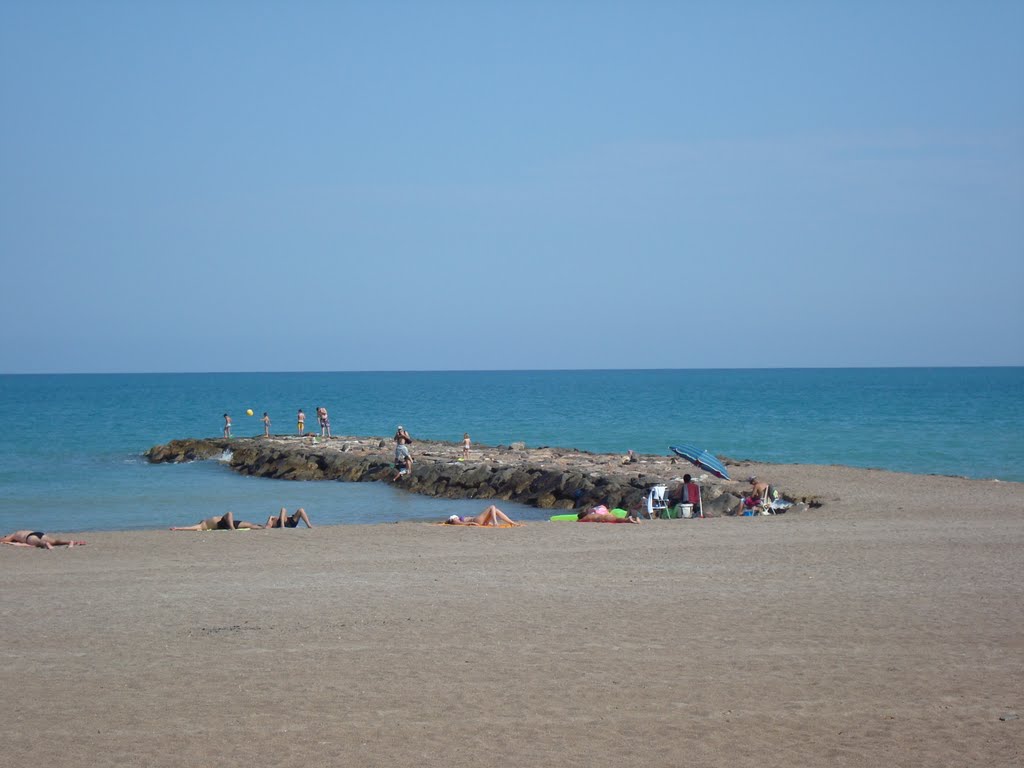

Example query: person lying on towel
[445,505,523,527]
[576,505,640,524]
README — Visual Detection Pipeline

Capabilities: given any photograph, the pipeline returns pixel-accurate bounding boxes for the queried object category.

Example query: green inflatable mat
[549,508,629,521]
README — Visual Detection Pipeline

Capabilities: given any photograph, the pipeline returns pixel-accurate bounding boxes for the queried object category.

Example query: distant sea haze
[0,368,1021,532]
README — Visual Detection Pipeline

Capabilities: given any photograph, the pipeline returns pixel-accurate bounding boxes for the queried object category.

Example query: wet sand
[2,465,1022,767]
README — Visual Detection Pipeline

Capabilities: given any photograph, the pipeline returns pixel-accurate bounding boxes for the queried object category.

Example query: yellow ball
[246,409,254,416]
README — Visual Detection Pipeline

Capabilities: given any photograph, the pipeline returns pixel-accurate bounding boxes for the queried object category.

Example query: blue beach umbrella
[669,444,731,480]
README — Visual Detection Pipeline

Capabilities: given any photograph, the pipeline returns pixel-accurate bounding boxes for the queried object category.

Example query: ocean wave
[218,449,233,463]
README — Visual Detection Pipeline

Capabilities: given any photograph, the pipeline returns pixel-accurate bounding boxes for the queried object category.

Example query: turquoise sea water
[0,368,1021,533]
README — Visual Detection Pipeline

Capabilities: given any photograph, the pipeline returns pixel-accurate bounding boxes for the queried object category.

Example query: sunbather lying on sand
[577,506,640,524]
[445,505,522,526]
[265,507,313,528]
[170,512,264,531]
[1,530,86,549]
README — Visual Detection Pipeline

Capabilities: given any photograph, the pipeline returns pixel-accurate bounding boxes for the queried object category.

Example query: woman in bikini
[445,505,522,526]
[1,531,86,549]
[576,506,641,524]
[264,507,313,529]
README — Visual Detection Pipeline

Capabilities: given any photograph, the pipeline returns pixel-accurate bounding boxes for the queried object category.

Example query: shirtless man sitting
[736,476,776,516]
[2,531,86,549]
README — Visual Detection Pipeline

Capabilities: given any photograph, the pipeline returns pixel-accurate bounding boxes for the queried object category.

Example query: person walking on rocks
[393,425,413,480]
[462,433,471,460]
[297,409,305,436]
[223,413,232,439]
[262,412,271,437]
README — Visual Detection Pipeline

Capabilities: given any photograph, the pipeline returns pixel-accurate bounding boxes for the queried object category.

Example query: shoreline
[145,433,1022,523]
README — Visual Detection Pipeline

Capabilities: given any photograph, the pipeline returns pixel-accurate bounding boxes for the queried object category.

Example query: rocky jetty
[145,434,818,514]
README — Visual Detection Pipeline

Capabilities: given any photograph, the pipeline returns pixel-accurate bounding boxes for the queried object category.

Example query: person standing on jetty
[223,413,232,438]
[462,433,471,460]
[317,406,331,438]
[297,409,305,436]
[393,425,413,480]
[262,412,271,437]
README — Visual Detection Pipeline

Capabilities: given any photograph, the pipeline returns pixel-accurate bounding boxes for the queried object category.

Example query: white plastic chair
[755,487,792,515]
[645,485,669,519]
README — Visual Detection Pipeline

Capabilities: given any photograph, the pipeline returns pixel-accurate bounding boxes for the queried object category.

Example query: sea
[1,368,1021,533]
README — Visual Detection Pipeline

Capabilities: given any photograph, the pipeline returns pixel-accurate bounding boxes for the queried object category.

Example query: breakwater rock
[145,435,814,514]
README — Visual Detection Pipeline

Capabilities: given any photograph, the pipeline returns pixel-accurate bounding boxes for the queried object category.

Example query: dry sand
[2,465,1022,767]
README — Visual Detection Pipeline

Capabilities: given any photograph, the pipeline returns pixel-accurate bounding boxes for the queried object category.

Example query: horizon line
[2,364,1022,376]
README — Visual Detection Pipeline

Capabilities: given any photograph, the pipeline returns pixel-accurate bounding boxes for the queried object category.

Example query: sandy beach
[2,464,1022,768]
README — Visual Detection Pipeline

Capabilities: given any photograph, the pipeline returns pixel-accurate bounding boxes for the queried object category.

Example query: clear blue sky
[1,1,1021,372]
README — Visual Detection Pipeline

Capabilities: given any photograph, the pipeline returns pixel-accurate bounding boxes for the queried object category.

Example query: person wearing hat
[747,476,773,499]
[736,476,775,516]
[393,426,413,480]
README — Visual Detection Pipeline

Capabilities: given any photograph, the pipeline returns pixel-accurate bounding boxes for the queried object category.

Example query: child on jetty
[462,433,471,460]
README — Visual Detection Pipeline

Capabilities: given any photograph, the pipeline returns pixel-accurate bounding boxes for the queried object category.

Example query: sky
[1,1,1022,373]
